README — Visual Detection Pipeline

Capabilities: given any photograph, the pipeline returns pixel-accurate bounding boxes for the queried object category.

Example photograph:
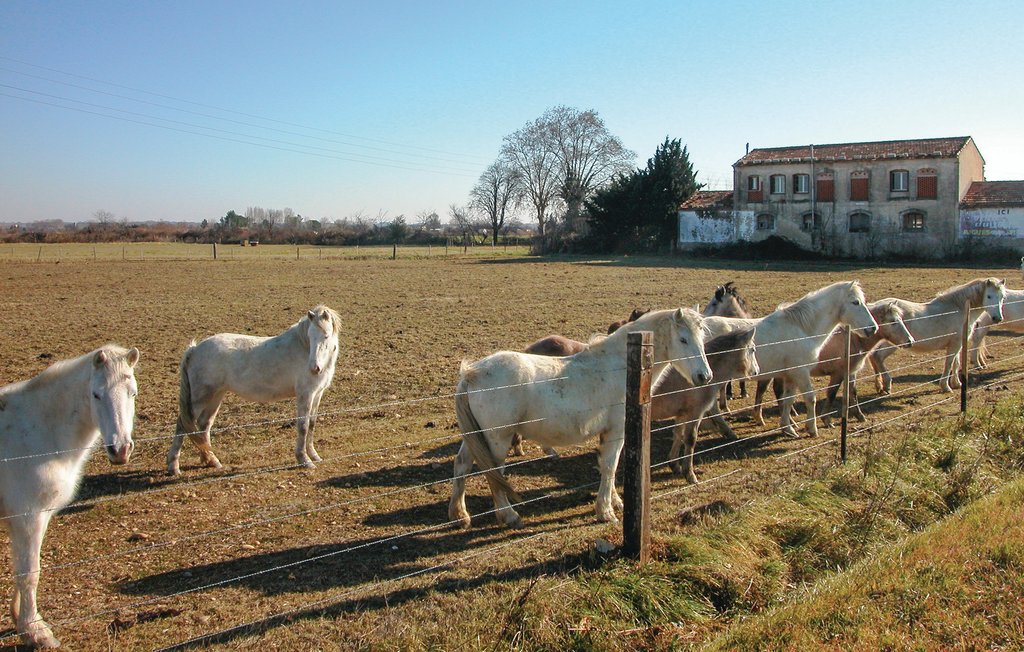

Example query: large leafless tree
[470,161,521,245]
[539,106,634,232]
[501,119,561,236]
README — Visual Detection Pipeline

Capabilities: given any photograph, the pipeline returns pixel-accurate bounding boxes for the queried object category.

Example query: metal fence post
[840,325,851,463]
[960,300,970,414]
[623,331,653,563]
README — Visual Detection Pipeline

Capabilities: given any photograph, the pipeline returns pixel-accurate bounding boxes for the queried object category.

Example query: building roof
[961,181,1024,208]
[680,190,733,210]
[735,136,974,166]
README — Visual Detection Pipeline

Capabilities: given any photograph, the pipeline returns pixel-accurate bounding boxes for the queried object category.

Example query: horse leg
[719,384,730,410]
[304,387,327,463]
[294,391,317,469]
[483,432,522,528]
[869,343,896,394]
[668,421,684,475]
[942,343,960,392]
[190,399,224,469]
[792,371,818,437]
[510,433,526,456]
[706,400,736,439]
[681,420,700,484]
[821,374,842,428]
[596,428,625,522]
[739,379,748,398]
[166,419,189,476]
[9,513,59,648]
[752,379,769,426]
[777,377,800,438]
[447,441,474,528]
[851,376,866,422]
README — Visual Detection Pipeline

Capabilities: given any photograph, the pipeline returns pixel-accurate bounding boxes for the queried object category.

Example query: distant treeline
[0,216,534,247]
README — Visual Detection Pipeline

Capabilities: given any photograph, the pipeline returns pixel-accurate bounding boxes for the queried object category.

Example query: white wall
[678,210,756,243]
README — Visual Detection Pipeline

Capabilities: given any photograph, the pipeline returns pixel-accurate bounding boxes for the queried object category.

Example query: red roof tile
[680,190,733,210]
[736,137,973,166]
[960,181,1024,208]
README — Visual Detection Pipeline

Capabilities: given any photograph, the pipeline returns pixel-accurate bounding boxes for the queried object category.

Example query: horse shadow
[156,537,594,650]
[74,469,175,502]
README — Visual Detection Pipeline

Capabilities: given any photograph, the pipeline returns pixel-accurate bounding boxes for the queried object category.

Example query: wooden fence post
[840,325,851,463]
[392,243,397,260]
[213,243,218,260]
[623,331,653,563]
[960,300,970,414]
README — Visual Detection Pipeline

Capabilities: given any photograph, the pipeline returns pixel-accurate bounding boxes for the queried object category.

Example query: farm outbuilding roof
[680,190,733,210]
[960,181,1024,208]
[735,136,974,166]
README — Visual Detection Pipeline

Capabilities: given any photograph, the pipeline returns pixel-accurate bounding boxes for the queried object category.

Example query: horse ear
[127,347,140,368]
[307,310,316,322]
[673,307,685,322]
[93,350,108,367]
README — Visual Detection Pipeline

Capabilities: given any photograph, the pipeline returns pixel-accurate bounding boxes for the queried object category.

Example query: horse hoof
[511,445,526,457]
[782,428,800,439]
[23,624,60,649]
[856,414,867,423]
[167,466,181,477]
[309,452,323,463]
[543,447,559,457]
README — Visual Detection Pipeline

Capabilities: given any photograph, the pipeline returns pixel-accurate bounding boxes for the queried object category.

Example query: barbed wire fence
[1,299,1022,647]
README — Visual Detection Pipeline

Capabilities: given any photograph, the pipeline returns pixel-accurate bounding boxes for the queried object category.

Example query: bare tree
[539,105,634,232]
[502,120,560,236]
[470,161,521,245]
[448,203,481,244]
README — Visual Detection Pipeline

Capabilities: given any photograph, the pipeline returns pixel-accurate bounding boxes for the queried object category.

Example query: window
[850,171,869,201]
[801,212,821,232]
[756,213,775,231]
[793,173,810,194]
[902,211,926,232]
[890,169,909,192]
[849,212,871,233]
[917,168,937,199]
[747,175,763,202]
[770,174,786,194]
[816,173,835,202]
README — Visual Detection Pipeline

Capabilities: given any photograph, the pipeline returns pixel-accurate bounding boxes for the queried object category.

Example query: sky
[2,0,1023,225]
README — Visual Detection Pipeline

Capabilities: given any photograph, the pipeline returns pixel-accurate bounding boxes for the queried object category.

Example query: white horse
[448,308,713,528]
[167,305,341,475]
[969,286,1024,368]
[0,345,139,648]
[868,278,1005,393]
[705,280,878,438]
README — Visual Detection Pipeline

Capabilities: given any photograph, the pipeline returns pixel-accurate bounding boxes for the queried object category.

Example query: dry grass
[0,246,1020,650]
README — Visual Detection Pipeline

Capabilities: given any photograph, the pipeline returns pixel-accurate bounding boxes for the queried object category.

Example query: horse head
[982,278,1006,323]
[91,346,139,465]
[667,308,712,386]
[873,301,914,348]
[839,281,878,338]
[306,305,341,376]
[703,281,747,318]
[738,327,759,378]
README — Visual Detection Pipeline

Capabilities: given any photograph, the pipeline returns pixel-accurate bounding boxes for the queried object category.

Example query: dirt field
[0,248,1020,650]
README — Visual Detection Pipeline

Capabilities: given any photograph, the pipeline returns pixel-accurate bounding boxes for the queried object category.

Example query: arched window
[902,210,926,232]
[801,212,821,232]
[756,213,775,231]
[849,211,871,233]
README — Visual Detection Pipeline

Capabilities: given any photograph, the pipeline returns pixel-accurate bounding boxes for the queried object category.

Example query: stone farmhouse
[679,136,1024,258]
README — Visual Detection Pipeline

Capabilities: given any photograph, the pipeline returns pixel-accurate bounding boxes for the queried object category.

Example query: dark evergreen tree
[584,137,702,252]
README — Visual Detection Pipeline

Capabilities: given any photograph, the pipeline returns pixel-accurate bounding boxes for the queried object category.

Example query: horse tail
[177,341,198,433]
[455,375,522,504]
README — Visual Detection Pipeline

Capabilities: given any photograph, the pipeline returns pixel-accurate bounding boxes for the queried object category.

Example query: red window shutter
[850,178,868,201]
[918,176,937,199]
[748,189,763,202]
[816,179,834,202]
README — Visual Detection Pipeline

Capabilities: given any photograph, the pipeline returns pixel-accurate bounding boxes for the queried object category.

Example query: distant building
[960,181,1024,244]
[679,136,1024,258]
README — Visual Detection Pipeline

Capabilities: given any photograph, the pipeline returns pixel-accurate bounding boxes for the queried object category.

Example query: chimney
[745,142,750,156]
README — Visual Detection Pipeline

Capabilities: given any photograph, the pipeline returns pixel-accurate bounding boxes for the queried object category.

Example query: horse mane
[778,280,861,333]
[933,277,999,306]
[705,327,753,356]
[21,345,132,394]
[292,304,343,346]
